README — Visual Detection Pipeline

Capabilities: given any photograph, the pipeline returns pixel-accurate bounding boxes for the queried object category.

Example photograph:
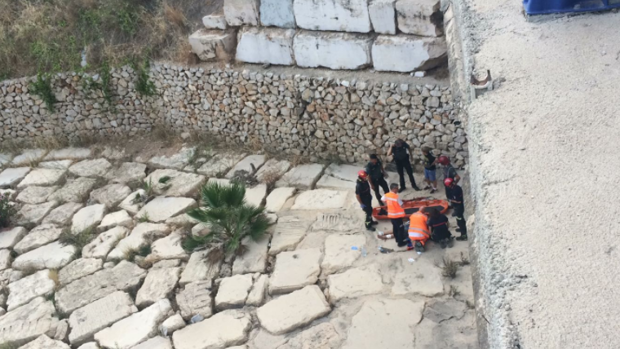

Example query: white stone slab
[136,197,196,223]
[189,29,237,62]
[265,187,296,213]
[256,159,291,184]
[106,223,170,261]
[291,189,348,210]
[0,167,31,187]
[328,266,384,302]
[160,314,185,335]
[0,297,59,345]
[179,250,221,286]
[145,232,188,263]
[260,0,295,28]
[14,224,61,254]
[224,0,260,26]
[38,160,73,170]
[215,274,254,310]
[294,31,373,70]
[369,0,396,34]
[203,14,227,29]
[391,257,444,297]
[145,169,206,197]
[58,258,103,286]
[12,149,47,166]
[119,189,146,215]
[372,35,447,72]
[17,201,58,224]
[44,148,91,161]
[69,159,112,178]
[98,210,132,231]
[0,249,12,270]
[105,162,147,184]
[12,241,75,271]
[0,153,14,167]
[0,226,28,249]
[176,280,213,320]
[90,184,132,208]
[19,335,69,349]
[197,153,246,177]
[236,28,295,65]
[324,163,361,181]
[132,336,172,349]
[316,175,356,190]
[82,226,129,259]
[395,0,442,36]
[276,163,324,189]
[72,204,106,232]
[293,0,371,33]
[232,235,269,275]
[148,147,196,170]
[269,248,322,294]
[226,154,266,178]
[49,177,97,203]
[322,234,366,275]
[244,184,267,207]
[17,168,65,188]
[257,285,330,335]
[136,267,181,308]
[172,310,251,349]
[246,274,268,306]
[7,270,55,311]
[16,185,59,204]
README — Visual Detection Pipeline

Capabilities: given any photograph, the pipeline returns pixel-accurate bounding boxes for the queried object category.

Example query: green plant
[158,176,171,184]
[59,227,96,257]
[0,193,17,228]
[441,257,459,279]
[134,58,156,96]
[29,73,57,112]
[138,212,150,223]
[183,182,272,263]
[83,61,113,106]
[123,243,151,261]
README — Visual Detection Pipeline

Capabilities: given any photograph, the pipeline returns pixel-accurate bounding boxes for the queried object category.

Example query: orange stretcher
[372,197,450,220]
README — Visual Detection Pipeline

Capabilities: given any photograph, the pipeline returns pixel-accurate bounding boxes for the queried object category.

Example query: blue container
[523,0,620,15]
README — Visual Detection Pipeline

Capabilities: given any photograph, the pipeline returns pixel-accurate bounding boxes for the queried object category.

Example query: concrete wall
[0,64,468,167]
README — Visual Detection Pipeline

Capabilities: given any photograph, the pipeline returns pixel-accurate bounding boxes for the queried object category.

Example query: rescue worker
[427,208,453,248]
[437,155,460,204]
[355,170,378,231]
[407,206,431,252]
[387,139,420,192]
[381,183,409,247]
[366,154,389,206]
[445,178,467,241]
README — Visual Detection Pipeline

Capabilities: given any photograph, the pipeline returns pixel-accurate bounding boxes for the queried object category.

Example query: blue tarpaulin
[523,0,620,15]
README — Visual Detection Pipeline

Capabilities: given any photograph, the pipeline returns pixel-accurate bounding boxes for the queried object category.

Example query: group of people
[355,139,468,252]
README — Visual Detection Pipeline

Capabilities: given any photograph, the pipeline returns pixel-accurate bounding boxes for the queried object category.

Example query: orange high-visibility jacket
[408,212,430,245]
[385,192,405,218]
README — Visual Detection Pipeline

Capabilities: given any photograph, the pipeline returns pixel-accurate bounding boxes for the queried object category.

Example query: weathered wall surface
[0,64,467,166]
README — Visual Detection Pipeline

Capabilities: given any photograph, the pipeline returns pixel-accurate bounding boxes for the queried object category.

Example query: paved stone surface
[257,285,331,335]
[136,197,196,223]
[173,309,251,349]
[18,169,66,188]
[328,266,384,302]
[265,187,296,213]
[244,184,267,207]
[176,280,213,321]
[179,250,221,285]
[0,167,31,187]
[89,184,132,208]
[105,162,147,184]
[107,223,170,261]
[14,224,61,254]
[322,234,366,275]
[12,149,47,166]
[58,258,103,286]
[98,210,132,231]
[69,159,112,178]
[7,270,56,310]
[311,213,359,234]
[391,257,444,297]
[276,164,324,189]
[16,185,59,204]
[256,159,291,184]
[136,267,181,307]
[232,236,269,275]
[197,153,246,177]
[0,297,59,345]
[44,148,91,161]
[49,177,97,203]
[132,336,172,349]
[72,204,106,232]
[281,322,341,349]
[148,147,196,170]
[82,226,128,259]
[43,202,83,225]
[145,169,206,197]
[146,232,188,263]
[19,335,70,349]
[269,248,322,294]
[215,274,254,310]
[246,274,268,307]
[0,226,28,249]
[17,201,57,224]
[12,241,76,271]
[225,154,266,178]
[160,314,185,335]
[119,189,146,215]
[291,189,348,210]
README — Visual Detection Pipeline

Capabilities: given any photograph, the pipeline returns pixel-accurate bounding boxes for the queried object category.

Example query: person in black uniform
[427,208,453,248]
[387,139,420,192]
[445,178,467,241]
[365,154,389,206]
[355,170,378,231]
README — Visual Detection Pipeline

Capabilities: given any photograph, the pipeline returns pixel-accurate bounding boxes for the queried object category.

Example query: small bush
[59,227,96,257]
[441,257,459,279]
[138,212,150,223]
[124,243,151,261]
[0,193,17,228]
[158,176,171,184]
[134,58,156,96]
[29,73,57,112]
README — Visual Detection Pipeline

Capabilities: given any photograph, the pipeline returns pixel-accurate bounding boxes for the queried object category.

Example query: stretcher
[372,197,449,220]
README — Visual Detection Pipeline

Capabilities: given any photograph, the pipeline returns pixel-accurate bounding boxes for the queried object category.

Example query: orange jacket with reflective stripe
[385,192,405,218]
[408,212,430,242]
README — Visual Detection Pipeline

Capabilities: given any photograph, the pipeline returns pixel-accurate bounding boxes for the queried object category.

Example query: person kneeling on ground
[407,206,431,252]
[445,178,468,241]
[427,208,453,248]
[355,170,378,231]
[381,183,410,247]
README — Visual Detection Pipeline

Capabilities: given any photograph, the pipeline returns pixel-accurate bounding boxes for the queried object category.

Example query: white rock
[18,335,69,349]
[94,299,173,349]
[341,299,424,349]
[291,189,348,210]
[323,163,359,181]
[119,189,146,215]
[179,250,221,286]
[72,205,106,232]
[256,159,291,184]
[0,226,28,249]
[197,153,246,177]
[0,268,23,284]
[105,162,147,184]
[68,291,137,345]
[0,249,12,270]
[136,267,181,308]
[44,148,91,161]
[77,343,99,349]
[7,270,55,311]
[244,184,267,208]
[203,14,227,29]
[152,259,181,269]
[276,164,324,189]
[265,187,296,213]
[90,184,132,208]
[55,261,146,315]
[257,285,330,335]
[0,167,31,187]
[372,35,447,72]
[98,210,132,231]
[226,154,266,178]
[17,201,58,224]
[294,31,373,70]
[100,147,127,161]
[55,256,102,286]
[328,266,384,302]
[316,175,356,190]
[53,318,69,341]
[207,178,230,186]
[293,0,371,33]
[395,0,442,36]
[391,257,444,297]
[49,177,97,203]
[132,336,172,349]
[82,226,129,259]
[17,170,64,188]
[11,149,47,166]
[268,215,313,255]
[136,197,196,223]
[38,160,73,170]
[69,159,112,178]
[260,0,295,28]
[0,153,14,167]
[166,214,198,227]
[232,235,269,275]
[284,322,340,349]
[369,0,396,34]
[322,234,366,275]
[173,310,251,349]
[246,274,268,306]
[146,232,188,263]
[224,0,260,26]
[160,314,186,335]
[176,281,213,321]
[236,28,295,65]
[215,274,254,310]
[12,241,76,271]
[0,297,59,345]
[148,147,196,170]
[189,29,236,62]
[269,248,322,294]
[145,169,206,197]
[107,223,170,261]
[16,186,59,204]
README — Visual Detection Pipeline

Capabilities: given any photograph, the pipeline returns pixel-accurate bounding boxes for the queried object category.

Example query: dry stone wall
[0,64,468,167]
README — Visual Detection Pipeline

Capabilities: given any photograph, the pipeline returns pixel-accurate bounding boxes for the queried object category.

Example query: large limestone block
[148,147,196,170]
[283,322,340,349]
[197,153,246,177]
[77,343,99,349]
[0,297,59,346]
[49,177,97,203]
[269,248,322,294]
[7,270,55,310]
[224,0,260,26]
[232,235,269,275]
[246,274,268,306]
[55,261,146,315]
[203,14,227,29]
[105,162,147,184]
[172,310,251,349]
[341,299,424,349]
[0,249,12,270]
[257,285,330,335]
[372,35,446,72]
[0,226,28,249]
[18,335,69,349]
[276,163,324,189]
[294,31,373,70]
[136,267,181,308]
[69,159,112,178]
[38,160,73,170]
[43,202,84,225]
[72,204,106,232]
[244,184,267,208]
[322,234,366,275]
[44,148,91,161]
[226,154,266,178]
[316,175,356,190]
[16,186,59,204]
[189,29,236,62]
[0,167,31,187]
[90,184,132,208]
[265,187,296,213]
[58,258,103,285]
[256,159,291,184]
[391,257,444,297]
[17,169,65,188]
[82,226,129,259]
[107,223,170,261]
[17,201,58,224]
[176,280,213,321]
[369,0,396,34]
[132,336,172,349]
[395,0,443,37]
[236,28,295,66]
[215,274,254,310]
[119,189,146,215]
[0,153,13,166]
[268,215,312,255]
[145,169,206,197]
[136,197,196,223]
[179,250,221,285]
[291,189,348,210]
[12,241,76,271]
[293,0,371,33]
[98,210,132,231]
[323,163,359,181]
[160,314,186,335]
[260,0,295,28]
[327,266,384,302]
[94,299,173,349]
[11,149,47,166]
[68,291,137,345]
[146,232,188,263]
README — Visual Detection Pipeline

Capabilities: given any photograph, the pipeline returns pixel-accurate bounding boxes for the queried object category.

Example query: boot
[399,187,406,193]
[366,225,376,232]
[456,234,468,241]
[414,241,425,252]
[371,221,379,225]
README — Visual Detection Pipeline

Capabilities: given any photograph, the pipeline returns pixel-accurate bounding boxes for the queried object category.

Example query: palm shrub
[184,181,271,263]
[0,193,17,228]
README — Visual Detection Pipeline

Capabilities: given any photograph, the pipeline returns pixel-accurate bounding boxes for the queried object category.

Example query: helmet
[358,170,368,179]
[444,178,454,187]
[438,155,450,165]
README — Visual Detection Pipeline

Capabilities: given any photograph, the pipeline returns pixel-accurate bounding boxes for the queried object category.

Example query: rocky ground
[0,144,477,349]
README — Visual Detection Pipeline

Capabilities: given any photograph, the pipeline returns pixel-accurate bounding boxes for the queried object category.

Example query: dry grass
[441,257,459,279]
[48,269,60,289]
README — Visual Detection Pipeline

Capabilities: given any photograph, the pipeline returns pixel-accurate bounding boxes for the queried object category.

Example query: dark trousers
[453,204,467,235]
[361,197,373,229]
[391,218,407,246]
[370,177,389,205]
[395,158,417,189]
[445,184,452,202]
